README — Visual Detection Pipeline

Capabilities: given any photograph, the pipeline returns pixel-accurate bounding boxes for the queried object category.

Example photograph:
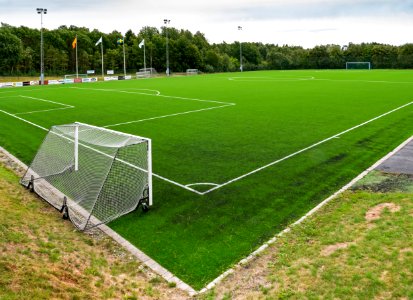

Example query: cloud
[210,0,413,21]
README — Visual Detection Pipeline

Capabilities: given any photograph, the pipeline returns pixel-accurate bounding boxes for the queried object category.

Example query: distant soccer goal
[186,69,199,75]
[21,122,152,231]
[136,68,158,78]
[64,74,89,79]
[346,62,371,70]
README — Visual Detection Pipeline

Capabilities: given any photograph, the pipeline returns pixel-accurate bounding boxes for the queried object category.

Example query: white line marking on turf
[199,100,413,194]
[104,104,234,128]
[1,88,412,196]
[3,95,75,115]
[228,76,315,81]
[0,109,49,131]
[185,182,220,188]
[0,109,201,195]
[70,86,236,128]
[70,86,235,105]
[19,95,73,108]
[197,134,413,295]
[314,78,413,84]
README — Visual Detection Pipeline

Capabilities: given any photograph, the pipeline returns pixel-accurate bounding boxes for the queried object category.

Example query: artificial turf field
[0,70,412,289]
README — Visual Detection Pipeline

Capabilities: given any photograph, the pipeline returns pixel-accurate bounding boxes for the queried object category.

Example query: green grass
[209,184,413,299]
[1,70,412,289]
[0,163,180,299]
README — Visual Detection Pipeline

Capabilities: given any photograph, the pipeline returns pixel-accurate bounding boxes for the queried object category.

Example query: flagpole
[101,39,104,80]
[75,34,78,78]
[143,42,146,72]
[123,35,126,76]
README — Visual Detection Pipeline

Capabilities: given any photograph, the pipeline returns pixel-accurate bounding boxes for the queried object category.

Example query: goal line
[1,92,412,195]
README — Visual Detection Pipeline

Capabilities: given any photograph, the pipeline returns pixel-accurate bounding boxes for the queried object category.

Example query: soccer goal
[345,62,371,70]
[21,122,152,231]
[136,68,158,78]
[64,74,89,79]
[186,69,199,75]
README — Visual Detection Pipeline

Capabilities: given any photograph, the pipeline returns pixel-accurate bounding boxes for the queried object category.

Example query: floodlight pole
[123,35,126,77]
[238,26,243,72]
[164,19,170,76]
[36,8,47,85]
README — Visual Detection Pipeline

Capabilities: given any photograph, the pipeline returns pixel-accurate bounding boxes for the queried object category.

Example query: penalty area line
[200,100,413,195]
[0,110,202,195]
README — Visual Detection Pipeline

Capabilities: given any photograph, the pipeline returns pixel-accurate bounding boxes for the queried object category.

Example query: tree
[267,50,291,69]
[398,44,413,68]
[0,28,23,74]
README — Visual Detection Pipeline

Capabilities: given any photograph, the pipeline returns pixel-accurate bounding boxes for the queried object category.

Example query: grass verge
[0,159,186,300]
[208,171,413,299]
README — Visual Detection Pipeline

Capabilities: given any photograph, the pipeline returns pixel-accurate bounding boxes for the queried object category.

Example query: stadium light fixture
[36,8,47,85]
[238,26,243,72]
[164,19,171,76]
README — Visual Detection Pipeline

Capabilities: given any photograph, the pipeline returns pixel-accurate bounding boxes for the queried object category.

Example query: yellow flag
[72,37,77,49]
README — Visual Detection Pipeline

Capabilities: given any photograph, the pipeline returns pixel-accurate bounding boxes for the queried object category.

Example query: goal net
[186,69,199,75]
[21,122,152,231]
[64,74,89,79]
[345,62,371,70]
[136,68,158,78]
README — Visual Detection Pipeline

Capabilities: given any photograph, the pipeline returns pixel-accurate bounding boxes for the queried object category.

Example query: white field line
[314,78,413,84]
[20,95,73,107]
[0,146,197,296]
[0,109,202,195]
[70,86,235,105]
[185,182,220,188]
[228,76,315,81]
[15,107,73,115]
[0,109,49,131]
[228,76,413,85]
[199,100,413,195]
[104,104,234,128]
[14,95,74,115]
[197,134,413,295]
[0,95,74,115]
[70,86,236,129]
[2,88,412,196]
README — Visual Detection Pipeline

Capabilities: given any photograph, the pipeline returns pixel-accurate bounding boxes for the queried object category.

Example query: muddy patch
[320,242,350,256]
[365,203,401,222]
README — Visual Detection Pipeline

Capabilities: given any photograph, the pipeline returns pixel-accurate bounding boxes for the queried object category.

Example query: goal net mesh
[64,74,89,79]
[186,69,199,75]
[21,123,151,231]
[136,68,158,78]
[346,62,371,70]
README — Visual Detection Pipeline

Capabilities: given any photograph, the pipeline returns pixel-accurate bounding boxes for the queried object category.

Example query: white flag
[95,36,102,46]
[139,39,145,48]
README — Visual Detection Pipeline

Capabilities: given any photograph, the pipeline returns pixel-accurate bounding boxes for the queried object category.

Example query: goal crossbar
[346,62,371,70]
[21,122,153,231]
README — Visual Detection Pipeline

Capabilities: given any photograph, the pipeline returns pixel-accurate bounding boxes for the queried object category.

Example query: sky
[1,0,413,48]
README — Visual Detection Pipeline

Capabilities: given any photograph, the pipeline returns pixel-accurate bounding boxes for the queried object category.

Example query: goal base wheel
[141,202,149,212]
[62,206,69,219]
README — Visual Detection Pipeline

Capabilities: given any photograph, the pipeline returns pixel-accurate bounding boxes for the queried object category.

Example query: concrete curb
[2,134,412,296]
[198,134,413,294]
[0,146,197,297]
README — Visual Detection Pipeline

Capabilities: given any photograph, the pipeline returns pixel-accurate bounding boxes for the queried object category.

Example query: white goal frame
[136,68,158,78]
[20,122,153,230]
[345,62,371,70]
[64,74,89,79]
[186,69,199,75]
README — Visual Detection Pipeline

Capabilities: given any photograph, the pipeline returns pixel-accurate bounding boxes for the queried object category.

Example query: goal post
[345,62,371,70]
[21,122,152,231]
[64,74,89,79]
[186,69,199,75]
[136,68,158,78]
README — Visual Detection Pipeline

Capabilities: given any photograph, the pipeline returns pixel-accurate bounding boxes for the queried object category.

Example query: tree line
[1,22,413,76]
